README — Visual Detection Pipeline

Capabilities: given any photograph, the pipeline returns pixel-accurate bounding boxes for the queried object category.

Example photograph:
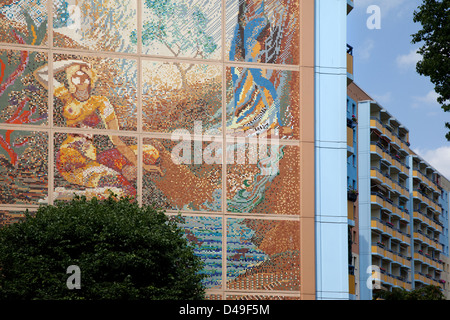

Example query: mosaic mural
[226,143,300,215]
[0,210,27,228]
[227,218,300,291]
[142,137,222,211]
[50,54,137,131]
[226,295,299,300]
[226,0,299,65]
[176,216,301,292]
[176,215,223,289]
[54,132,138,201]
[0,130,48,205]
[142,60,221,133]
[0,49,48,126]
[0,0,305,297]
[226,66,299,139]
[53,0,137,53]
[0,0,48,46]
[139,0,221,59]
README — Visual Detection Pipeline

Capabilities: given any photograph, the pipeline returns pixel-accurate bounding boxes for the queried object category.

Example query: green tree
[0,195,205,300]
[373,285,445,300]
[405,284,445,300]
[411,0,450,139]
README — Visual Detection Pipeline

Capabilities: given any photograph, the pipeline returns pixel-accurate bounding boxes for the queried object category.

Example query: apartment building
[0,0,358,300]
[355,88,449,299]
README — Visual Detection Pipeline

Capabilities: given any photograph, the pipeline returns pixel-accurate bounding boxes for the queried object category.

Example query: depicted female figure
[34,59,161,199]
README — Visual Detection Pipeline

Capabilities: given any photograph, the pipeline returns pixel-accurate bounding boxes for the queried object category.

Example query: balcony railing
[348,189,358,202]
[347,44,353,55]
[371,268,412,289]
[347,44,353,83]
[413,209,443,233]
[370,190,410,217]
[371,218,411,242]
[414,272,444,288]
[370,116,410,148]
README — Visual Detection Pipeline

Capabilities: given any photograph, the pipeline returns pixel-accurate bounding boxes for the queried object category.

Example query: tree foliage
[131,0,218,88]
[411,0,450,139]
[136,0,217,58]
[0,195,205,300]
[373,285,445,300]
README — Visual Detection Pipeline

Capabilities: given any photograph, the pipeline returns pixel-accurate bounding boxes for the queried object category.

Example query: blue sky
[347,0,450,179]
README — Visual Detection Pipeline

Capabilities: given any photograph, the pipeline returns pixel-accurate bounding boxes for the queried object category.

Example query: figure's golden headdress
[66,63,98,93]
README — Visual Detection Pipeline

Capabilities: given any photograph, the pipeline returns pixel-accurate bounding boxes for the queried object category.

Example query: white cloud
[355,0,407,16]
[415,90,439,104]
[359,38,375,60]
[411,90,440,112]
[415,147,450,181]
[396,49,421,70]
[372,92,392,105]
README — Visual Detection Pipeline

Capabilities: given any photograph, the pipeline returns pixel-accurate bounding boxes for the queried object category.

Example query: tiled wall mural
[226,0,299,65]
[0,130,48,204]
[54,133,138,200]
[0,0,306,299]
[142,61,222,133]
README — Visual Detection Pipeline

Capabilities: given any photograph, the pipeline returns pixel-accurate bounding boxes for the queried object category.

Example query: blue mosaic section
[177,215,223,289]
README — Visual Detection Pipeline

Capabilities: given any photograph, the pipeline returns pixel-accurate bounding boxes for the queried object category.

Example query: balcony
[370,167,394,191]
[413,250,443,270]
[372,268,412,290]
[347,116,357,129]
[348,188,358,202]
[371,218,411,244]
[347,126,354,149]
[412,187,441,213]
[348,201,355,221]
[347,0,354,14]
[371,192,394,214]
[414,272,444,289]
[413,231,442,251]
[347,44,354,85]
[349,274,356,295]
[370,117,385,134]
[413,209,443,233]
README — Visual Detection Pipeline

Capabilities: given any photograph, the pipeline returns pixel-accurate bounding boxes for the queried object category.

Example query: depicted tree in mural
[132,0,218,88]
[53,0,71,29]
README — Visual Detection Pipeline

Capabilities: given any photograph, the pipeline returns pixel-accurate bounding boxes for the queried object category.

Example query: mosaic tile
[140,0,221,59]
[0,0,48,46]
[226,218,300,291]
[205,293,223,300]
[54,132,138,201]
[52,53,137,131]
[53,0,137,53]
[225,67,299,139]
[176,215,223,289]
[142,138,222,212]
[0,130,48,205]
[142,60,222,134]
[0,49,48,126]
[226,143,300,215]
[0,210,27,228]
[226,294,299,300]
[226,0,299,65]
